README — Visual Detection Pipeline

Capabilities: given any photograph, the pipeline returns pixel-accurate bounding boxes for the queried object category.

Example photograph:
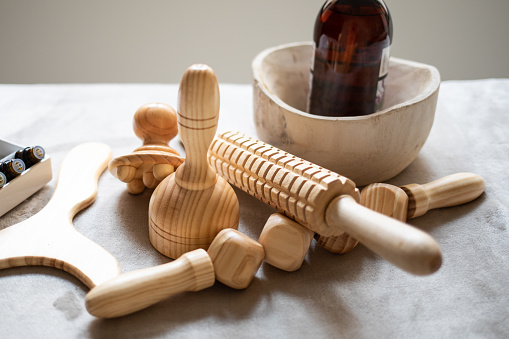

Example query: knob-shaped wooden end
[208,229,264,289]
[133,102,178,147]
[360,183,409,222]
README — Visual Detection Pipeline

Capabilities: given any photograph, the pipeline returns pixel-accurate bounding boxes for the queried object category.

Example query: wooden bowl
[252,42,440,186]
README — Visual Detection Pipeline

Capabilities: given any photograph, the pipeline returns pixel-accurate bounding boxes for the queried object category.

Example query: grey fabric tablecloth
[0,79,507,338]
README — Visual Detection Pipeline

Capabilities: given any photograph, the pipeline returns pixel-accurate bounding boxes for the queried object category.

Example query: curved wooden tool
[148,65,239,259]
[0,142,121,289]
[208,131,442,275]
[109,103,185,194]
[86,229,263,318]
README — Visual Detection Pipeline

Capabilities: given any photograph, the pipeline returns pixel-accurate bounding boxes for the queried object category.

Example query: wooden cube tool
[258,213,314,272]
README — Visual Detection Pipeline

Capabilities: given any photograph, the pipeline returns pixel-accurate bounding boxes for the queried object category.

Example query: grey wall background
[1,0,508,84]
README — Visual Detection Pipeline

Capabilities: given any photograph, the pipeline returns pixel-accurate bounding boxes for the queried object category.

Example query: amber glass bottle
[0,159,25,181]
[15,146,45,168]
[308,0,393,117]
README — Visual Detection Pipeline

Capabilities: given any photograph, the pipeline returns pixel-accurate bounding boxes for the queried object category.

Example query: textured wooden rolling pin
[86,229,264,318]
[361,173,486,221]
[208,131,442,275]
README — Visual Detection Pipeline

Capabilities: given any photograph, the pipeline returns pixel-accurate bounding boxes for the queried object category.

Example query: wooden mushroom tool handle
[86,249,215,318]
[401,172,485,219]
[208,131,442,275]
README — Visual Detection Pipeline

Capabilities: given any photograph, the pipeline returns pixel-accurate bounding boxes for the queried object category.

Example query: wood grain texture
[207,228,264,289]
[0,142,121,288]
[85,249,215,318]
[148,65,239,259]
[326,195,442,275]
[329,173,485,253]
[258,213,313,272]
[208,131,442,275]
[208,131,359,237]
[361,183,409,221]
[252,42,440,186]
[314,187,361,254]
[109,103,184,194]
[401,173,485,219]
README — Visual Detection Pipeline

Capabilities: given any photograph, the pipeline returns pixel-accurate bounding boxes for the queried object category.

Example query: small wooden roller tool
[208,131,442,275]
[85,229,264,318]
[148,65,240,259]
[360,172,486,222]
[108,102,185,194]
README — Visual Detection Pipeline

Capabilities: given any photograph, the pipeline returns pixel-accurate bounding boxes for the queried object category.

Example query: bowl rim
[252,41,441,121]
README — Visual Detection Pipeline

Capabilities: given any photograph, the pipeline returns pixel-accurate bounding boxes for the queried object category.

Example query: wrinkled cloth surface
[0,80,507,338]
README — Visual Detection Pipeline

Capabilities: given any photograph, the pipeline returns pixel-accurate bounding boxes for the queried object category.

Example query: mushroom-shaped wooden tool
[108,103,185,194]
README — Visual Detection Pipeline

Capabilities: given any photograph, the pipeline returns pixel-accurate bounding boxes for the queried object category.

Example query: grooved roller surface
[208,131,360,236]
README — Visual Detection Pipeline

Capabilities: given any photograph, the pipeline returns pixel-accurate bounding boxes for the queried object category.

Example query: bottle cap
[32,146,45,160]
[0,172,6,188]
[10,159,26,174]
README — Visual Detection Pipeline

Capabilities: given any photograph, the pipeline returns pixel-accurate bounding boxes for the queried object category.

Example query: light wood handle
[85,249,215,318]
[326,195,442,275]
[208,131,442,275]
[176,64,219,190]
[401,172,485,218]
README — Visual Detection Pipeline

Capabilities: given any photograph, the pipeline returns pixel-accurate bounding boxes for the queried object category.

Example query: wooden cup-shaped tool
[149,65,239,259]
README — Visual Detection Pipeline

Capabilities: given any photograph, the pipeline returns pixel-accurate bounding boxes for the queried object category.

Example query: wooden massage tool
[258,186,362,271]
[148,64,239,259]
[108,102,185,194]
[207,131,442,276]
[0,142,121,288]
[258,213,314,272]
[259,173,485,271]
[360,172,486,221]
[86,228,264,318]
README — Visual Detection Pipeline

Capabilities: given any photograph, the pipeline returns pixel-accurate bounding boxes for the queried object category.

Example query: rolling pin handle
[325,195,442,275]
